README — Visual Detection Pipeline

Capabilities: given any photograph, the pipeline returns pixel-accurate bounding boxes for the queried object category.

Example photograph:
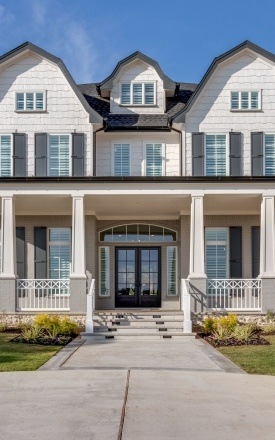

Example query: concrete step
[94,327,183,334]
[81,332,195,341]
[94,321,184,328]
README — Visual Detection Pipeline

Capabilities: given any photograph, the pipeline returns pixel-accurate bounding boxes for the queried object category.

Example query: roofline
[172,40,275,123]
[0,42,103,125]
[99,50,175,91]
[0,176,275,183]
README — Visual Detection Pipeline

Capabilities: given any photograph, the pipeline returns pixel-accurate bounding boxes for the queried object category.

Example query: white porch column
[0,196,16,278]
[260,195,275,277]
[71,195,86,278]
[189,195,206,278]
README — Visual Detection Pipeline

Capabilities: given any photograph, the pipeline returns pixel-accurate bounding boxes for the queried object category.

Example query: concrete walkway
[1,337,275,439]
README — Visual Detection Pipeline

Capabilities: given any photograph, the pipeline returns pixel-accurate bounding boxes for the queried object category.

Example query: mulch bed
[197,332,270,348]
[12,335,72,346]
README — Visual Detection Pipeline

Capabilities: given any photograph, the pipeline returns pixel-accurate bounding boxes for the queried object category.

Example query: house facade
[0,40,274,320]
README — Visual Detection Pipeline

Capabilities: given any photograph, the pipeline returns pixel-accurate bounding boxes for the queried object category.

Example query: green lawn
[0,333,61,372]
[219,335,275,375]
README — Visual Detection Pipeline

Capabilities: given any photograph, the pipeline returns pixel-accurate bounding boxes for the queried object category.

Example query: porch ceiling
[84,194,190,219]
[11,194,262,217]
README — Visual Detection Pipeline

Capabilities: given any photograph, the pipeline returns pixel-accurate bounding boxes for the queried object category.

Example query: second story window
[113,144,130,176]
[205,134,227,176]
[48,135,70,176]
[145,143,163,176]
[231,91,260,111]
[121,82,156,105]
[16,92,46,111]
[264,134,275,176]
[0,135,11,177]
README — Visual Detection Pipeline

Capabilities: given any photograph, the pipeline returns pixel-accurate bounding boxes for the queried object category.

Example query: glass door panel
[115,248,137,307]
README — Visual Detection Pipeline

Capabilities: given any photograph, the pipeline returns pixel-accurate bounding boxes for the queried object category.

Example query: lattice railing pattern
[16,279,70,311]
[207,279,262,311]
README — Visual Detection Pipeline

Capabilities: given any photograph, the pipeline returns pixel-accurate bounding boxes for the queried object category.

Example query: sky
[0,0,275,85]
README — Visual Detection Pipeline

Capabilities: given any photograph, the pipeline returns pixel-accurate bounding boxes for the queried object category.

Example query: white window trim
[112,143,131,176]
[99,246,110,297]
[98,224,177,243]
[167,246,178,296]
[143,142,165,176]
[15,91,47,112]
[205,227,229,279]
[47,228,71,280]
[120,81,156,106]
[47,133,72,177]
[0,134,13,177]
[230,90,262,111]
[204,133,229,176]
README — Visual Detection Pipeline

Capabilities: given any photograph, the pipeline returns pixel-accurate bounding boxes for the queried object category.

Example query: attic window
[231,91,261,111]
[15,91,46,111]
[120,82,156,106]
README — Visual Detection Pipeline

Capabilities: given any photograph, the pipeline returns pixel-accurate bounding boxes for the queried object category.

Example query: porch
[0,186,273,316]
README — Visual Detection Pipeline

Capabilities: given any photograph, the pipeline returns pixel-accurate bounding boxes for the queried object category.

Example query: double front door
[115,247,161,307]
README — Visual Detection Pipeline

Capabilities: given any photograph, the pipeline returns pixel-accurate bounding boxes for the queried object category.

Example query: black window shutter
[229,132,242,176]
[35,133,47,177]
[72,133,85,176]
[229,227,242,278]
[16,227,25,279]
[192,133,204,176]
[34,227,47,279]
[252,226,260,278]
[13,133,27,177]
[251,132,263,176]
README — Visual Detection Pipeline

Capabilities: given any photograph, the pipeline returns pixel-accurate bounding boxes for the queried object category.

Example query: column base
[70,277,87,314]
[187,277,207,314]
[261,278,275,313]
[0,278,16,313]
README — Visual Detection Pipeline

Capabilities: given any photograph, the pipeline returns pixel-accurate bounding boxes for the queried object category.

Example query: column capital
[190,193,204,199]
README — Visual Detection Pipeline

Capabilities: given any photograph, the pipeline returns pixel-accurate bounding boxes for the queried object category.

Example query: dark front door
[115,247,161,308]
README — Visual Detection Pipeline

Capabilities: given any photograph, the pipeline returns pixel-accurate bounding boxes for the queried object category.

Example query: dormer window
[120,82,156,106]
[15,91,46,111]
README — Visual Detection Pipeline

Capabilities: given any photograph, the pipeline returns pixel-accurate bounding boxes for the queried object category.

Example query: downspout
[93,119,106,176]
[169,120,183,176]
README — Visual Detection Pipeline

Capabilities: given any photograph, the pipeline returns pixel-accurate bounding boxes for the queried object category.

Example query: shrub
[202,316,217,334]
[202,314,238,334]
[0,323,8,332]
[21,325,42,341]
[232,325,258,343]
[262,323,275,335]
[266,309,275,321]
[212,326,232,342]
[33,314,79,337]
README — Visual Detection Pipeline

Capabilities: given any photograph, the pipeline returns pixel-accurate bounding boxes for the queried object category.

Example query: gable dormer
[99,51,175,115]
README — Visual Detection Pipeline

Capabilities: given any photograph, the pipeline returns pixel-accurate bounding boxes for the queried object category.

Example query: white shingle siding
[185,52,275,176]
[96,132,180,176]
[110,60,165,114]
[0,54,92,176]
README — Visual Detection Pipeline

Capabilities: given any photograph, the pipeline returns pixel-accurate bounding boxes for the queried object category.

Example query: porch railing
[181,279,192,333]
[207,279,262,311]
[16,279,70,311]
[85,278,95,333]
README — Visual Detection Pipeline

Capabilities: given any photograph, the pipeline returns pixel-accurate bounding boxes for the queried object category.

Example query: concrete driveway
[1,336,275,439]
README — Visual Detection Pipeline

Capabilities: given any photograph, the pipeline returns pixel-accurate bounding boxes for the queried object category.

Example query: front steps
[81,310,194,340]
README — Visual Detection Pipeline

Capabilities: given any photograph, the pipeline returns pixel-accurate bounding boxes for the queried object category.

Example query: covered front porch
[0,182,273,316]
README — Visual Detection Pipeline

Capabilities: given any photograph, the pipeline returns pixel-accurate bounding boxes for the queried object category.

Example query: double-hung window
[48,228,71,280]
[231,91,260,111]
[205,134,227,176]
[205,228,229,279]
[0,135,12,177]
[16,92,46,111]
[113,144,130,176]
[264,134,275,176]
[145,143,163,176]
[121,82,156,105]
[48,135,70,176]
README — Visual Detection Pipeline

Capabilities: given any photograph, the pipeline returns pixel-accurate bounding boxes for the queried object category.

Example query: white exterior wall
[185,51,275,176]
[110,60,165,114]
[96,131,180,176]
[0,54,92,175]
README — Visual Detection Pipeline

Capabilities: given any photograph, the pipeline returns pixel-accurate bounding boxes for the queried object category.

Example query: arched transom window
[99,224,177,243]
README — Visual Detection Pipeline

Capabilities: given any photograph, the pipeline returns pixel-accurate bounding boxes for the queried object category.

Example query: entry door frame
[115,246,161,308]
